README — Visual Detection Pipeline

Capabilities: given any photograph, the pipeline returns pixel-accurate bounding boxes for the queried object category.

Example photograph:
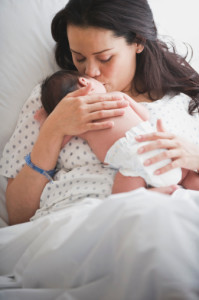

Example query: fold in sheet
[1,188,199,300]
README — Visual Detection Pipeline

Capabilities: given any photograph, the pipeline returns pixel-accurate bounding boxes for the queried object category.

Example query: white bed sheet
[1,188,199,299]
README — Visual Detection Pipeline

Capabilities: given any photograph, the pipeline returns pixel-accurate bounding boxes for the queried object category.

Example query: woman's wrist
[25,153,56,183]
[31,121,64,171]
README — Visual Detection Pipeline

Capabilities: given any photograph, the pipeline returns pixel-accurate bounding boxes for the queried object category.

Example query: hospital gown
[0,85,199,220]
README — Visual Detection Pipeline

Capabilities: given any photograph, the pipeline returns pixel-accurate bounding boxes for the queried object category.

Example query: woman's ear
[78,77,90,87]
[135,35,145,54]
[136,44,144,54]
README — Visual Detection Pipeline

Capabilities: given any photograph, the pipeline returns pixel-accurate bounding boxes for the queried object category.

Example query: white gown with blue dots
[0,85,199,220]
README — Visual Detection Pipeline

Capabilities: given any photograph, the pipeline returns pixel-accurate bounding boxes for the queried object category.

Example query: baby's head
[41,70,106,114]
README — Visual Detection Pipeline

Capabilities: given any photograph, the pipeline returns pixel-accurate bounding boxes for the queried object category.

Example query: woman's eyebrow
[70,48,113,55]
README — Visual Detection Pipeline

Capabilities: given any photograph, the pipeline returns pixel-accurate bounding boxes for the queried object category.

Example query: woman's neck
[127,88,164,103]
[126,81,164,103]
[126,90,152,103]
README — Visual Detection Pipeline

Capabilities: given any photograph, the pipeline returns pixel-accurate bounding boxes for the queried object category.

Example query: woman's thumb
[156,119,166,132]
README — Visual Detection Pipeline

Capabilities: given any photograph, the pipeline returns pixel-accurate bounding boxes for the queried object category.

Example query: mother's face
[67,25,141,95]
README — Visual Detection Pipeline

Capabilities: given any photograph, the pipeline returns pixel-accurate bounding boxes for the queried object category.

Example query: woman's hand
[135,119,199,174]
[48,84,128,137]
[35,84,129,147]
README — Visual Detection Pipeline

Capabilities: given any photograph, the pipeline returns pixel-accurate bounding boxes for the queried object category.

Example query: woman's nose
[85,62,100,78]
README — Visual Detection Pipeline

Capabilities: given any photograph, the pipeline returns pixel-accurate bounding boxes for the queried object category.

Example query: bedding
[0,0,199,299]
[1,188,199,299]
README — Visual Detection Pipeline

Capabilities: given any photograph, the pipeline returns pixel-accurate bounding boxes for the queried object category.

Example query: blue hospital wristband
[25,153,56,183]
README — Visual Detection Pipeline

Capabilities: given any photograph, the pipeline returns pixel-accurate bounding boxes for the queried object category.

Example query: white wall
[149,0,199,71]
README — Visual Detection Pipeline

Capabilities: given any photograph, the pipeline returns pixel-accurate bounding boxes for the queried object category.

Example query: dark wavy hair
[51,0,199,114]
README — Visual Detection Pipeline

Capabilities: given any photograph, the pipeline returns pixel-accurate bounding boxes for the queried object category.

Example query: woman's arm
[135,119,199,174]
[6,88,128,225]
[6,117,64,225]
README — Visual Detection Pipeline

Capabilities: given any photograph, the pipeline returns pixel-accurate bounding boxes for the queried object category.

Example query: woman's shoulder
[164,92,190,101]
[144,92,191,108]
[20,83,42,115]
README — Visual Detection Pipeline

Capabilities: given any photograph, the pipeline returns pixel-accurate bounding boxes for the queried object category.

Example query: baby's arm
[112,171,146,193]
[124,94,149,121]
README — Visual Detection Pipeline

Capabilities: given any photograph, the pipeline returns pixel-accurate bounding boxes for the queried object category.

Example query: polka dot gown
[0,84,116,219]
[0,86,199,219]
[143,93,199,145]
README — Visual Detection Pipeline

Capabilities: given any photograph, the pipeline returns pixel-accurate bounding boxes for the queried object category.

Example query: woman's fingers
[64,92,128,118]
[153,159,182,175]
[86,107,126,122]
[87,99,128,112]
[143,148,180,166]
[83,108,127,131]
[135,119,199,174]
[135,131,175,143]
[135,119,174,144]
[85,91,125,104]
[156,119,166,132]
[85,120,115,131]
[137,138,177,154]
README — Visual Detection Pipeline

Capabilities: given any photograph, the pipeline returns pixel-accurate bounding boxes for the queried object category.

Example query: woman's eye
[76,57,86,63]
[99,56,112,63]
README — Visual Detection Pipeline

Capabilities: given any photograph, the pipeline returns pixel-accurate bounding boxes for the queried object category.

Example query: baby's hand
[34,107,48,126]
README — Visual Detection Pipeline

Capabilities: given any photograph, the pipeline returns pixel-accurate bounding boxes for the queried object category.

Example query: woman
[1,0,199,298]
[1,0,199,225]
[37,69,199,192]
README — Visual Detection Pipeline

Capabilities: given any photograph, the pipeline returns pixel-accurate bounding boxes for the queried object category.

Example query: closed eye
[99,56,112,63]
[76,57,86,63]
[75,56,113,64]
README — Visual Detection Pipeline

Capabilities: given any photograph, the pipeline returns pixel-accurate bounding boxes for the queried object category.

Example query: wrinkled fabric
[1,188,199,300]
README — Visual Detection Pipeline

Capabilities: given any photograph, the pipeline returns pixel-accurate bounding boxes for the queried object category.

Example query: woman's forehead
[67,25,124,53]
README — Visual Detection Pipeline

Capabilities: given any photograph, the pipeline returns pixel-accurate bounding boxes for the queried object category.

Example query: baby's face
[88,77,106,93]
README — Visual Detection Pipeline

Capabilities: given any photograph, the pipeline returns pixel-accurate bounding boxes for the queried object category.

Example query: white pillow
[0,0,69,157]
[0,0,68,225]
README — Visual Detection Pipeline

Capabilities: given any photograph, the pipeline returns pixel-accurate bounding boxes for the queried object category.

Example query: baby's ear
[78,77,89,87]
